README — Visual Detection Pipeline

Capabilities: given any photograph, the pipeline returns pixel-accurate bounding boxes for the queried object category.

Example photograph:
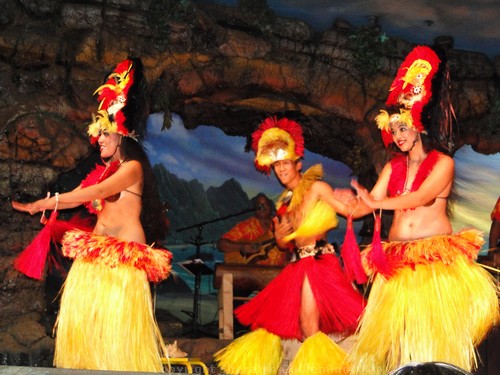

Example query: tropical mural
[145,112,500,297]
[147,112,499,246]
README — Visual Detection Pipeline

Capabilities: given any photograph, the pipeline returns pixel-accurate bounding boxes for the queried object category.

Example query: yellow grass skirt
[214,329,349,375]
[348,229,499,375]
[53,230,171,372]
[214,328,283,375]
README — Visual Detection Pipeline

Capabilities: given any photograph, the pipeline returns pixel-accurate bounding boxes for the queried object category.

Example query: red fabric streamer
[340,215,367,284]
[14,212,93,280]
[367,214,391,277]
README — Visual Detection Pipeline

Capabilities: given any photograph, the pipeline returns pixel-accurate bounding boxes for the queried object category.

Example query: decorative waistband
[297,242,335,259]
[61,229,172,283]
[362,229,484,276]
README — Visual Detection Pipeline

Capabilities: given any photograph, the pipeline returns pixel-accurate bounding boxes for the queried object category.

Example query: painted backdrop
[146,112,499,249]
[146,112,500,323]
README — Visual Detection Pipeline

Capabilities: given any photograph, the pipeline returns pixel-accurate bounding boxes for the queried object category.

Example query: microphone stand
[176,208,255,337]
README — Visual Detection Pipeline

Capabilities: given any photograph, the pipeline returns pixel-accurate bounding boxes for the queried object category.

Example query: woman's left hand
[351,180,378,209]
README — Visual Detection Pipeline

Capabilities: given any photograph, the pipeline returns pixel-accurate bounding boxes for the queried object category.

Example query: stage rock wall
[1,0,499,365]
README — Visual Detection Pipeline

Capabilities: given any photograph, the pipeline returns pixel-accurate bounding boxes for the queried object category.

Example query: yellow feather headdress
[251,116,305,174]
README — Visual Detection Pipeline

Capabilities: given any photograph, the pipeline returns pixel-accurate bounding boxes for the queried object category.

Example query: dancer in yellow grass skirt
[344,45,499,374]
[351,230,498,374]
[12,58,172,372]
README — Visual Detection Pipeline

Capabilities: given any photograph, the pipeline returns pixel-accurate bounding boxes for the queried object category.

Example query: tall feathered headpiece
[377,45,443,147]
[251,116,305,174]
[87,58,148,143]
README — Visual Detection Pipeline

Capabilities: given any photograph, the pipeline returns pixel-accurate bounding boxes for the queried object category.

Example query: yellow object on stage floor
[162,357,209,375]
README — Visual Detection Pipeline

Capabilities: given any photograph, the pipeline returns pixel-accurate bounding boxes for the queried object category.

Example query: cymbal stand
[185,224,211,336]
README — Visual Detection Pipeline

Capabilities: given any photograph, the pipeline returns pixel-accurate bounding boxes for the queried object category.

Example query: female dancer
[12,58,172,372]
[347,46,499,374]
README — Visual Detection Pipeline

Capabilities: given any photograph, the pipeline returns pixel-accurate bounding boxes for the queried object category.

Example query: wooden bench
[213,263,283,339]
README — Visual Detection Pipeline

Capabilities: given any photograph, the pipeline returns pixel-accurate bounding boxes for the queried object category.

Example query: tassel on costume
[366,213,391,277]
[14,210,59,280]
[14,212,93,280]
[214,328,283,375]
[341,215,367,284]
[288,332,349,375]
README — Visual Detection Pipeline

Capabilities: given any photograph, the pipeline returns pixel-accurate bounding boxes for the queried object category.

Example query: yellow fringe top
[277,164,339,242]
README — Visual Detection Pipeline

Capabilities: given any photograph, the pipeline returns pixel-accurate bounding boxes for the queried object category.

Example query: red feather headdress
[87,58,147,143]
[380,46,441,146]
[251,116,305,174]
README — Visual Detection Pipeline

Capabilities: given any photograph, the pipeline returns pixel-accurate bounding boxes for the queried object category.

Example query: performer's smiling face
[98,132,122,159]
[390,122,419,152]
[273,159,301,188]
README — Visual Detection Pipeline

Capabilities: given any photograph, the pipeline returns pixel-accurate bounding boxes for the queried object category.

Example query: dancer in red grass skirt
[215,117,365,375]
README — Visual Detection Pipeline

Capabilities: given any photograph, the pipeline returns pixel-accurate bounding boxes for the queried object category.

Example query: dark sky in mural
[145,113,500,252]
[201,0,500,59]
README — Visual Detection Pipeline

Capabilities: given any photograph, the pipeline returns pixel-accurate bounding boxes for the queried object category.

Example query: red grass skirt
[235,253,366,340]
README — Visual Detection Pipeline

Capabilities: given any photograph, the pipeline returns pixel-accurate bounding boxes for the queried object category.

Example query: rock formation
[0,0,499,366]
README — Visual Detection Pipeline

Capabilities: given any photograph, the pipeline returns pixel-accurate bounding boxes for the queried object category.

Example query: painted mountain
[153,163,254,246]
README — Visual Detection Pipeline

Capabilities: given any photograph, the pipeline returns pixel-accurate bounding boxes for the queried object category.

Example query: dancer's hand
[333,188,357,205]
[272,215,294,248]
[351,180,378,209]
[12,193,51,215]
[11,200,41,215]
